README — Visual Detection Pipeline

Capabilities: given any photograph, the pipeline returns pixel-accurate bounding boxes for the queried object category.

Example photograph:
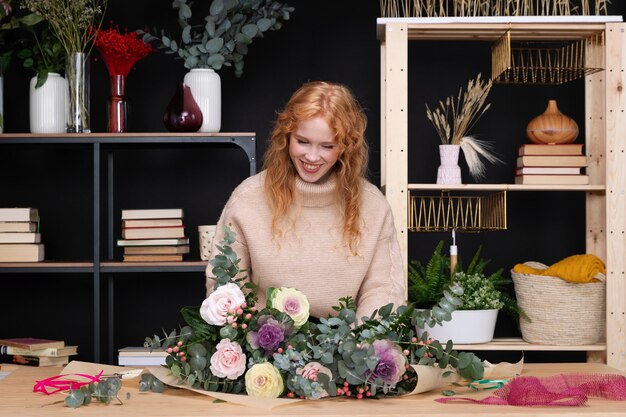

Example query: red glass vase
[107,74,127,133]
[163,83,203,132]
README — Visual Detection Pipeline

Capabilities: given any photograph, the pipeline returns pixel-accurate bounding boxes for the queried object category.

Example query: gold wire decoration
[379,0,610,17]
[408,190,507,232]
[491,31,604,85]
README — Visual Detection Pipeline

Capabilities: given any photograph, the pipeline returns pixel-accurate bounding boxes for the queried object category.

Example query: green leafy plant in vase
[408,241,525,344]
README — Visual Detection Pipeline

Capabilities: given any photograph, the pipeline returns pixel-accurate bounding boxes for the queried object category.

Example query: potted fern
[408,241,524,344]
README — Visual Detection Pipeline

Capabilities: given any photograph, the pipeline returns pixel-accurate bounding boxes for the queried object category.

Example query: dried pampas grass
[425,74,502,181]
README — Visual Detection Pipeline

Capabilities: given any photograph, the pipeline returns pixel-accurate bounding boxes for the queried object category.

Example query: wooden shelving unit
[378,18,625,371]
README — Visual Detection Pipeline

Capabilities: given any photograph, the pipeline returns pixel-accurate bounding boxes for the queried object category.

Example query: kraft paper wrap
[60,358,523,410]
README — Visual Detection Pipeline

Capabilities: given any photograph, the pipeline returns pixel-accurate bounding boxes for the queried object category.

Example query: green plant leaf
[210,0,225,16]
[257,18,272,31]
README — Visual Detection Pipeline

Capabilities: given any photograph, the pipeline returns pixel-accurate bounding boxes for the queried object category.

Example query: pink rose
[209,339,246,380]
[297,362,332,382]
[296,362,332,397]
[200,283,246,325]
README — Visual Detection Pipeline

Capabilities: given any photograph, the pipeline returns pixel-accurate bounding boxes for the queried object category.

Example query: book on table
[0,222,38,233]
[514,174,590,185]
[0,338,64,350]
[518,143,584,156]
[0,345,77,357]
[0,232,41,244]
[0,208,40,222]
[121,208,184,220]
[118,347,168,366]
[0,354,69,367]
[0,244,44,262]
[121,225,186,240]
[516,155,587,167]
[515,166,583,175]
[123,245,190,255]
[117,238,189,247]
[122,218,183,228]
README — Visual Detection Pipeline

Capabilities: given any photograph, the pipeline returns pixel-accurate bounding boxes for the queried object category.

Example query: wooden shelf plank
[377,17,620,41]
[454,337,606,351]
[0,262,94,273]
[408,183,606,191]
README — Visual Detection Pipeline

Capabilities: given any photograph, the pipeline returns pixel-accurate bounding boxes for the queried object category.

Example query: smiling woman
[205,81,406,321]
[288,116,340,184]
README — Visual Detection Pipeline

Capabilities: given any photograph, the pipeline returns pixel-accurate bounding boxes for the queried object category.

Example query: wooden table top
[0,362,624,416]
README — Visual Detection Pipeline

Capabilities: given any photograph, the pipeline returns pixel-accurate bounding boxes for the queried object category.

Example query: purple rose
[247,316,285,353]
[366,340,406,386]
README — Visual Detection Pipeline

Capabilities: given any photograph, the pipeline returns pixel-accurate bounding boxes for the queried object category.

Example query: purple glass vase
[163,82,203,132]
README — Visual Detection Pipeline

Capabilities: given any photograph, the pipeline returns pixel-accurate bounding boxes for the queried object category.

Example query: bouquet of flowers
[145,226,485,400]
[93,25,154,78]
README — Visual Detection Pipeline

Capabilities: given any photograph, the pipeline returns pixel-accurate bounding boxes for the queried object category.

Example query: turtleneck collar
[295,173,338,207]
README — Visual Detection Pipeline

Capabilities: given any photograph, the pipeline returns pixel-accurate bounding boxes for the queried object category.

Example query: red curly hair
[263,81,369,255]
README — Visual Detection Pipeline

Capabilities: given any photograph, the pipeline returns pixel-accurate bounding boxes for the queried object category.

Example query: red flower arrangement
[93,24,154,133]
[94,25,154,76]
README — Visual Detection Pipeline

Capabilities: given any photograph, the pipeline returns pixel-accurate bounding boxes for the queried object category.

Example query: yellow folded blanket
[513,254,606,283]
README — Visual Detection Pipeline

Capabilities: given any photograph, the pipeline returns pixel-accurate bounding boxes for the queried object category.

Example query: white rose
[245,362,284,398]
[271,287,310,328]
[209,339,246,380]
[200,283,246,325]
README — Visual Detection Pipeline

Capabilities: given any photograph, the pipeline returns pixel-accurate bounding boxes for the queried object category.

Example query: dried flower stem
[425,73,493,145]
[23,0,108,53]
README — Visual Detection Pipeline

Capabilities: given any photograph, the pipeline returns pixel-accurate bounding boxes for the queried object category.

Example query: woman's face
[289,116,340,184]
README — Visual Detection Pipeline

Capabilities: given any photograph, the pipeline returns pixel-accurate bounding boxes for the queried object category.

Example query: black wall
[1,1,624,364]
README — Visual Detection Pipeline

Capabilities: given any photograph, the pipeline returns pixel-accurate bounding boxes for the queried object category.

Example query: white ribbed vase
[30,73,68,133]
[436,144,462,185]
[183,68,221,133]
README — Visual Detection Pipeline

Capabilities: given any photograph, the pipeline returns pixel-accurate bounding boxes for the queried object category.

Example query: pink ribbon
[33,371,105,395]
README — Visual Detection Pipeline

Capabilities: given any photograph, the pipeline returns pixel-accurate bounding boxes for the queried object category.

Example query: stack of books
[117,208,189,262]
[0,208,44,262]
[118,347,169,366]
[0,337,77,367]
[514,143,589,185]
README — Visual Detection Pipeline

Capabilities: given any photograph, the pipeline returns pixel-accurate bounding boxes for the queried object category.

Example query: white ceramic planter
[30,73,68,133]
[420,309,498,344]
[183,68,221,133]
[436,144,462,184]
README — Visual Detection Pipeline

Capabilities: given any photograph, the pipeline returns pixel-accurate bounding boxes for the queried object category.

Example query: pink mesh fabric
[436,373,626,407]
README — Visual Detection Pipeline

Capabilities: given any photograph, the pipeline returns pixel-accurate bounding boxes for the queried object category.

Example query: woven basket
[511,261,605,345]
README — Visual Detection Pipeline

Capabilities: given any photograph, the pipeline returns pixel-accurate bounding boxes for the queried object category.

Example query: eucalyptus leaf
[206,38,224,53]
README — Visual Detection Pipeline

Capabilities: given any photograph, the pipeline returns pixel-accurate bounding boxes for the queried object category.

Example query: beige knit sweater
[205,171,406,320]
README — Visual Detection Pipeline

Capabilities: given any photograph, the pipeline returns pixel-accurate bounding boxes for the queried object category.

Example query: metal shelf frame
[0,133,256,362]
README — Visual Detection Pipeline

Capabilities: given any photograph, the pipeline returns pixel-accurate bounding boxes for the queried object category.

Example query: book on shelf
[515,166,583,175]
[516,155,587,168]
[0,222,38,233]
[0,338,64,350]
[121,225,186,240]
[0,232,41,244]
[123,254,184,262]
[0,354,69,367]
[514,174,590,185]
[121,208,184,220]
[518,143,584,156]
[0,208,39,222]
[117,237,189,247]
[0,345,77,357]
[118,347,168,366]
[0,243,44,262]
[123,245,190,255]
[122,218,183,228]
